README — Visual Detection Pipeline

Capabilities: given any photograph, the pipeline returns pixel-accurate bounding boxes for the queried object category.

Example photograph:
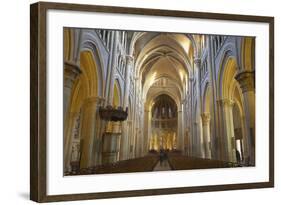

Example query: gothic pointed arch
[113,79,122,107]
[63,27,257,175]
[241,37,255,71]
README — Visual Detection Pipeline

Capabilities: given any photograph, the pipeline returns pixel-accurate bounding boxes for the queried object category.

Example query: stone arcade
[63,29,255,174]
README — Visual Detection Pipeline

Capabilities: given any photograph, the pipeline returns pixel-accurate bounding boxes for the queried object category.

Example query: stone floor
[153,159,172,171]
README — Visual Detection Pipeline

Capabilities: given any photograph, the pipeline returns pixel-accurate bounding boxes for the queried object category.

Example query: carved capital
[235,70,255,93]
[126,55,134,64]
[83,96,104,107]
[217,98,235,107]
[201,113,211,125]
[194,57,201,66]
[64,61,81,89]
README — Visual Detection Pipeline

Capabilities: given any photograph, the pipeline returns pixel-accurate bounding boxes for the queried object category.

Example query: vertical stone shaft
[63,62,81,172]
[80,97,100,168]
[235,71,255,165]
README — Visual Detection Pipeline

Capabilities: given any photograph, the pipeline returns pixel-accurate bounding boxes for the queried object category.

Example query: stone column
[107,32,118,105]
[123,55,134,107]
[235,70,255,165]
[139,108,145,156]
[135,127,140,157]
[143,109,151,155]
[63,61,81,123]
[64,111,79,172]
[185,128,190,156]
[193,121,202,157]
[127,120,133,159]
[182,99,187,153]
[63,61,81,172]
[177,109,184,152]
[104,31,115,104]
[80,96,101,168]
[120,55,134,160]
[201,113,211,159]
[207,36,220,160]
[63,62,80,146]
[194,57,202,111]
[121,122,128,161]
[188,77,194,156]
[92,98,105,166]
[134,78,141,158]
[227,100,236,163]
[194,57,204,158]
[217,99,235,162]
[240,115,248,162]
[120,121,128,161]
[198,120,205,158]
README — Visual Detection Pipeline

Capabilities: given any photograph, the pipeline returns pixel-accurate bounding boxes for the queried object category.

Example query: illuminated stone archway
[133,33,192,157]
[79,51,101,169]
[218,57,238,162]
[149,94,178,151]
[63,50,104,171]
[62,27,259,176]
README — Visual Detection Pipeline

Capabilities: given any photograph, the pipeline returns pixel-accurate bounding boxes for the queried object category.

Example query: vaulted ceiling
[130,32,204,105]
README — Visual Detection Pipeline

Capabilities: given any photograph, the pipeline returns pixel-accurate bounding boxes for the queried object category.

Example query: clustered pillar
[80,97,102,168]
[201,113,211,159]
[63,61,81,172]
[120,55,134,160]
[217,99,235,162]
[235,70,255,165]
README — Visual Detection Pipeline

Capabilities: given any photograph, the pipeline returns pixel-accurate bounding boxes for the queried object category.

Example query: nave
[63,28,255,175]
[66,151,238,175]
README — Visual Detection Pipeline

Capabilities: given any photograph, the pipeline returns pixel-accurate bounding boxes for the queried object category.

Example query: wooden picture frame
[30,1,274,202]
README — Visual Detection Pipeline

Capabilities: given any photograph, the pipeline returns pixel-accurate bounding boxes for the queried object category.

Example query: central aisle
[153,159,172,171]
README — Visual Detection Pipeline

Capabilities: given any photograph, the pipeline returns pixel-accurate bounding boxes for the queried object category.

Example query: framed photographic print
[30,1,274,202]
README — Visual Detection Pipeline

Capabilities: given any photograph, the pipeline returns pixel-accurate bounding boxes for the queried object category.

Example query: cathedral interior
[63,28,255,175]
